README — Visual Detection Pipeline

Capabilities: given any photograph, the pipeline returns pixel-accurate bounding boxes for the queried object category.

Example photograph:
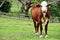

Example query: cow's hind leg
[36,23,39,35]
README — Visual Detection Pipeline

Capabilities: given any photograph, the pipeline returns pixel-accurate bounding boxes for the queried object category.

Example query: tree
[18,0,33,18]
[0,0,6,8]
[0,0,12,13]
[0,0,12,8]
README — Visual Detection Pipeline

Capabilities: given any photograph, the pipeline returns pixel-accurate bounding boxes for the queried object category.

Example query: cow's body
[31,1,51,38]
[31,5,50,22]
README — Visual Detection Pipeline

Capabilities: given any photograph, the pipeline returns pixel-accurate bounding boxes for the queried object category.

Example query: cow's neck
[42,13,46,22]
[43,13,46,18]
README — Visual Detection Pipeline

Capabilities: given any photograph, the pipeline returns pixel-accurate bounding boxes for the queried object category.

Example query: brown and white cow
[31,1,51,38]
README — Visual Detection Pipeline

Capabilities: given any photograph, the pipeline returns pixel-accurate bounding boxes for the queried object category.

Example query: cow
[31,1,51,38]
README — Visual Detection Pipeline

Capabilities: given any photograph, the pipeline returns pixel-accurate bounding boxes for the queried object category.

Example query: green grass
[0,17,60,40]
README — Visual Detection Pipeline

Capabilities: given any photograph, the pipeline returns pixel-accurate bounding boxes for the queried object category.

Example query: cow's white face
[40,1,48,17]
[41,1,48,13]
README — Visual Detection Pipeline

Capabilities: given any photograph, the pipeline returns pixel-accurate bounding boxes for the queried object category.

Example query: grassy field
[0,17,60,40]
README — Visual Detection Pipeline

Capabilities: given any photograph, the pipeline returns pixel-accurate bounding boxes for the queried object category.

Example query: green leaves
[57,0,60,9]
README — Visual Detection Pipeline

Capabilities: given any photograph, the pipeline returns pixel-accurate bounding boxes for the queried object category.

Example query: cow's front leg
[39,22,43,38]
[45,18,49,38]
[33,21,36,32]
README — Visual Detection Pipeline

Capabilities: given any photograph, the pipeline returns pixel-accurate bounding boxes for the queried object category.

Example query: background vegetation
[0,0,60,17]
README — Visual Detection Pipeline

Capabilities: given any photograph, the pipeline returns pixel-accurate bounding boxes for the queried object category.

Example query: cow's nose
[43,11,46,13]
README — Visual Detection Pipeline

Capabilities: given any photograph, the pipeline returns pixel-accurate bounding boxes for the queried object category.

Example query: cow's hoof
[35,32,39,36]
[45,35,48,38]
[40,35,43,38]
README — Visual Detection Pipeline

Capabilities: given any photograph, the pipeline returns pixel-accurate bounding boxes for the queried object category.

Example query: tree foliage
[0,1,11,13]
[57,0,60,9]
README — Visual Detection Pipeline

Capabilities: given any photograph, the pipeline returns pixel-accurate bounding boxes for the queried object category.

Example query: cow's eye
[40,5,42,7]
[46,5,48,7]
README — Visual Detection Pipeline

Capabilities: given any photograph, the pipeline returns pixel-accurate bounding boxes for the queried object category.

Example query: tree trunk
[24,8,29,18]
[18,0,33,19]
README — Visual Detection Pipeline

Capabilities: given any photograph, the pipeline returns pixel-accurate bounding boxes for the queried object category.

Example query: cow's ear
[36,5,42,7]
[46,4,52,7]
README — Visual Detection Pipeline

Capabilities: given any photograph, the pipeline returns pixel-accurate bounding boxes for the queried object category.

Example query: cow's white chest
[41,17,49,25]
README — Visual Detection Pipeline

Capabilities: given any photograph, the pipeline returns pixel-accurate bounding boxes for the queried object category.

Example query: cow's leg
[33,21,38,35]
[36,23,39,35]
[45,21,49,38]
[39,22,43,38]
[33,21,36,32]
[45,18,49,38]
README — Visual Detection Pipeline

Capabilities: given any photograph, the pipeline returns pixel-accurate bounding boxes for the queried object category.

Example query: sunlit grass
[0,17,60,40]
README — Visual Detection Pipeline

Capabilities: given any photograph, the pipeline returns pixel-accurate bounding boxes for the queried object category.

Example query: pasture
[0,17,60,40]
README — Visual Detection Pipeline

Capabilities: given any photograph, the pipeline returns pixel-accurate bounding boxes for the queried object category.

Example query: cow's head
[40,1,51,17]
